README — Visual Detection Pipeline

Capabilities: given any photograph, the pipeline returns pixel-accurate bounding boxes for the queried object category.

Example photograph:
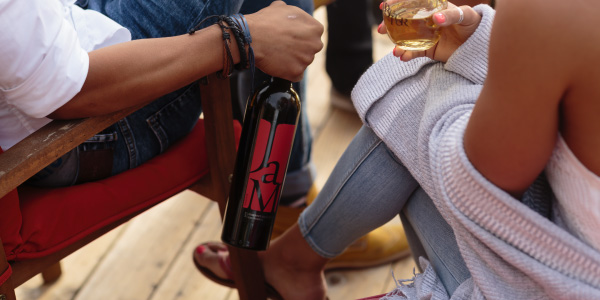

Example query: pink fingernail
[393,47,397,56]
[434,13,446,24]
[378,23,382,32]
[379,2,384,10]
[195,245,206,254]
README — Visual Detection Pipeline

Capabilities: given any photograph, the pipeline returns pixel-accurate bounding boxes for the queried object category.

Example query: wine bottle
[221,77,301,250]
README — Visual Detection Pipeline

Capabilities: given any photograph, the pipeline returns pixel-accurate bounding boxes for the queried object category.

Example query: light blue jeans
[299,125,471,296]
[30,0,315,203]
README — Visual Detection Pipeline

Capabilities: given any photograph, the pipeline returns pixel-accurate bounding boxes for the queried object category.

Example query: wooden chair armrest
[0,105,143,199]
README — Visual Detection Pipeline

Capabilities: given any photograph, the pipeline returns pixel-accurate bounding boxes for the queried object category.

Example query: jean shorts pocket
[146,84,203,154]
[75,131,118,183]
[79,131,118,151]
[27,130,118,187]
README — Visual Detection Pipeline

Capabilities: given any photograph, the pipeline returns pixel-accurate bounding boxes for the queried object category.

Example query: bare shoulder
[495,0,600,57]
[494,0,600,94]
[485,0,600,93]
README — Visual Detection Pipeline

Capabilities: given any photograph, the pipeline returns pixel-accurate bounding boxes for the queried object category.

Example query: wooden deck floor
[15,7,417,300]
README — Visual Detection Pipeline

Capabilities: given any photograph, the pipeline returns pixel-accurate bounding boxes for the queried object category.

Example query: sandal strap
[218,250,235,280]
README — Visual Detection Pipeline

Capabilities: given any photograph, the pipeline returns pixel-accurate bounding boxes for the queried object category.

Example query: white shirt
[0,0,131,150]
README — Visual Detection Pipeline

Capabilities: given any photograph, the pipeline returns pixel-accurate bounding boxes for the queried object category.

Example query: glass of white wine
[382,0,448,51]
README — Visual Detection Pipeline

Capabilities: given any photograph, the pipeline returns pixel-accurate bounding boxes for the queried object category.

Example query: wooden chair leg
[0,238,16,300]
[40,262,62,284]
[0,278,16,300]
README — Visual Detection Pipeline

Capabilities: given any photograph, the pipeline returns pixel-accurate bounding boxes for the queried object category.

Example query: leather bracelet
[216,20,235,79]
[189,15,240,79]
[229,13,256,91]
[188,14,254,80]
[221,16,249,71]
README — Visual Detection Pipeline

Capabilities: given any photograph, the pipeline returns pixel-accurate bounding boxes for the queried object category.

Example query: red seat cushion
[1,120,240,261]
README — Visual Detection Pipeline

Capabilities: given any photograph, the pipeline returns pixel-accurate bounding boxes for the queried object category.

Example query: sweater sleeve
[428,6,600,299]
[443,5,495,85]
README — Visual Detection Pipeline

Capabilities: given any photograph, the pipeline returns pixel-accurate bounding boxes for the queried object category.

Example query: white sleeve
[0,0,89,118]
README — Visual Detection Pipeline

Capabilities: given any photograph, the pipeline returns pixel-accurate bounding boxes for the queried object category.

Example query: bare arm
[49,25,228,119]
[49,1,323,119]
[463,0,576,196]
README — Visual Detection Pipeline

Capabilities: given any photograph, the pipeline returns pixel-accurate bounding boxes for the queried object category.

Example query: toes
[194,242,231,280]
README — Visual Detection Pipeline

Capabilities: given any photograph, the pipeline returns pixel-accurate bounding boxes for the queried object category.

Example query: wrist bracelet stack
[189,14,255,81]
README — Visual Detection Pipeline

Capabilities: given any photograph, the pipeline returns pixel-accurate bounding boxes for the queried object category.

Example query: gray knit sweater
[352,5,600,299]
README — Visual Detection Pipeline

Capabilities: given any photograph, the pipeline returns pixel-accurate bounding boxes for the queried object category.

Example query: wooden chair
[0,75,268,300]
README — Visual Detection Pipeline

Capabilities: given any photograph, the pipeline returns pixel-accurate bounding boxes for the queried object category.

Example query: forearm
[48,1,323,119]
[49,24,238,119]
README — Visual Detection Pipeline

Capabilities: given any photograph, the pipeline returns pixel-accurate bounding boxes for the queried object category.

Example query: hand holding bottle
[245,1,324,82]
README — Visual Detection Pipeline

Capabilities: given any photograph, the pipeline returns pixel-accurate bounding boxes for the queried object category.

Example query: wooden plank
[15,227,125,300]
[311,108,363,189]
[73,190,211,300]
[149,202,234,300]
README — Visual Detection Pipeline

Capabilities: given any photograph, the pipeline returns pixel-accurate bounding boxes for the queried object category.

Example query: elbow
[46,100,92,120]
[47,110,70,120]
[47,104,79,120]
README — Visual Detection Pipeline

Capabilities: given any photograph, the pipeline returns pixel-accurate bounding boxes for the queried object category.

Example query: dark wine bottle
[221,77,301,250]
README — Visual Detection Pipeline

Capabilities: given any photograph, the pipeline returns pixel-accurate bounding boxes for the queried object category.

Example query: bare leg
[262,224,329,300]
[194,225,328,299]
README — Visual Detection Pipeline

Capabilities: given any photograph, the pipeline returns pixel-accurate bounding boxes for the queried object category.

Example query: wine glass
[382,0,448,51]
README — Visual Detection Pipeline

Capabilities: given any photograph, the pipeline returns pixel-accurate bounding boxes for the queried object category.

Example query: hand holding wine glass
[379,1,482,63]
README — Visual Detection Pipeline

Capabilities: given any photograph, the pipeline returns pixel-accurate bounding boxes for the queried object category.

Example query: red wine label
[243,119,296,213]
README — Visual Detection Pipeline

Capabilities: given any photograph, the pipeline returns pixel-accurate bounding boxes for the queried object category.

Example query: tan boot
[325,223,410,270]
[272,186,411,270]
